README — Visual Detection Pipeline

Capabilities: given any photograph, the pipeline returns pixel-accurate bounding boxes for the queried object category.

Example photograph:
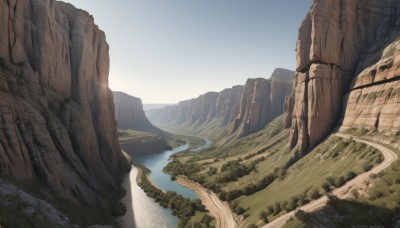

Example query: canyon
[1,0,400,227]
[147,68,294,142]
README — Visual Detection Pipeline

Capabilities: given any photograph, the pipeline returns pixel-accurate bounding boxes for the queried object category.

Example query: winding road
[262,133,398,228]
[177,177,238,228]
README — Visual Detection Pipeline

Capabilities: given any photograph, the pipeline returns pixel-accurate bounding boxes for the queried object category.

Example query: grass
[118,128,205,150]
[234,135,381,227]
[165,116,383,227]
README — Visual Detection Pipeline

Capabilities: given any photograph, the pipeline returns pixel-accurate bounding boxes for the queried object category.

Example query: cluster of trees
[243,146,270,160]
[136,166,206,226]
[185,214,214,228]
[216,156,266,184]
[322,172,356,192]
[219,173,276,201]
[164,159,203,179]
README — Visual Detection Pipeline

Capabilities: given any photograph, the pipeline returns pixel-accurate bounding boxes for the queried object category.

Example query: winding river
[118,139,212,228]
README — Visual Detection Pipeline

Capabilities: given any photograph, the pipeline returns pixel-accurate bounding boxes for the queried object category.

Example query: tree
[295,210,310,222]
[273,202,281,215]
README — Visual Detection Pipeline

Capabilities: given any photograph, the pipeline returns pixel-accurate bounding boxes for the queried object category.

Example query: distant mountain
[143,103,177,111]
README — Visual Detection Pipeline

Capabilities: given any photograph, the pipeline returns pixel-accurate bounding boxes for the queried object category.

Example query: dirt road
[177,177,238,228]
[263,134,398,228]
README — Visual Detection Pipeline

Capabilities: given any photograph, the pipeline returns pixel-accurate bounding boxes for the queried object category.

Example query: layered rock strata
[147,68,294,139]
[285,0,400,152]
[113,91,163,133]
[0,0,130,203]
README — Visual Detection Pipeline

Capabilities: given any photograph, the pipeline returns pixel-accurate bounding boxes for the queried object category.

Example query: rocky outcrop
[0,0,129,203]
[285,0,400,153]
[147,68,294,139]
[113,91,163,133]
[341,27,400,131]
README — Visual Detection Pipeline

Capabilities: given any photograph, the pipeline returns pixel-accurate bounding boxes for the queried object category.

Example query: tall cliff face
[285,0,400,152]
[147,68,294,140]
[113,91,162,133]
[0,0,129,202]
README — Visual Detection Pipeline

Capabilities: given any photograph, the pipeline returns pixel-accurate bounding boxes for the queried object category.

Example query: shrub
[363,164,373,172]
[327,194,339,205]
[345,171,357,181]
[295,210,311,222]
[322,182,331,192]
[273,202,281,215]
[310,189,320,200]
[335,176,346,187]
[235,206,245,215]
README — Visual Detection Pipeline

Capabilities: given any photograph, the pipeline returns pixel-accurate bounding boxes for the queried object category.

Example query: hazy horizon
[61,0,311,103]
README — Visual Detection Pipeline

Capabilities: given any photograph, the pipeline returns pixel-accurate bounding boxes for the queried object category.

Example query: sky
[61,0,312,103]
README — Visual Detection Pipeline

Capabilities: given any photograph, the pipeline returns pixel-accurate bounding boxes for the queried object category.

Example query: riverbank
[118,166,178,228]
[177,176,237,228]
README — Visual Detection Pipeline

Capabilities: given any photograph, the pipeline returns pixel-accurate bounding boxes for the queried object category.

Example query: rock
[285,0,400,153]
[147,68,294,140]
[113,91,162,133]
[0,0,130,204]
[0,178,72,227]
[340,32,400,131]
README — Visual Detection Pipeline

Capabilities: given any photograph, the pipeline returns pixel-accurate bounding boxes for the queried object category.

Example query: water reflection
[118,167,178,228]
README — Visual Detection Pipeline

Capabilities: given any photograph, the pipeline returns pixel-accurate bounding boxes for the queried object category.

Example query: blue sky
[62,0,311,103]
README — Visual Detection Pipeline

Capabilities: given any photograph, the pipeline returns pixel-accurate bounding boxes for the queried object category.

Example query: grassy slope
[169,116,383,227]
[284,129,400,227]
[118,128,205,150]
[237,135,380,226]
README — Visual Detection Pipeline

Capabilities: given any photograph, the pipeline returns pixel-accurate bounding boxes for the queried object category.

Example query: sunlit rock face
[285,0,400,153]
[147,68,294,139]
[0,0,130,202]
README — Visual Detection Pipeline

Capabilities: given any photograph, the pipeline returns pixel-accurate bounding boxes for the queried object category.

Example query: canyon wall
[147,68,294,139]
[113,91,163,133]
[0,0,130,203]
[285,0,400,153]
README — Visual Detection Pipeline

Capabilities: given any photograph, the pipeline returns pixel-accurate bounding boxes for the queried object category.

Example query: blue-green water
[134,143,198,199]
[119,140,212,228]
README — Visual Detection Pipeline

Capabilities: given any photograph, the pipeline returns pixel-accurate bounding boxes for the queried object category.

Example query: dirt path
[262,134,398,228]
[177,177,238,228]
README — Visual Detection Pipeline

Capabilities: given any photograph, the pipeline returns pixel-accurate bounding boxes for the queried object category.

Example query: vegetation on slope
[118,129,205,150]
[164,115,385,227]
[283,130,400,227]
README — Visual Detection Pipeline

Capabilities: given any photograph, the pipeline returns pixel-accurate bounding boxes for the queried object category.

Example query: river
[118,139,212,228]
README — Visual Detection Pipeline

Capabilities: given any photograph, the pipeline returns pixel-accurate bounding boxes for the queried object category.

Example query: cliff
[285,0,400,153]
[147,68,294,140]
[113,91,163,133]
[0,0,130,205]
[113,91,171,155]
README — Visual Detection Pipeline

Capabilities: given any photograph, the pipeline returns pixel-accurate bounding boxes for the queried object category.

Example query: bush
[273,202,281,215]
[322,182,331,192]
[295,210,311,222]
[327,194,339,205]
[363,164,373,172]
[345,171,357,181]
[235,206,246,215]
[310,189,320,200]
[335,176,346,187]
